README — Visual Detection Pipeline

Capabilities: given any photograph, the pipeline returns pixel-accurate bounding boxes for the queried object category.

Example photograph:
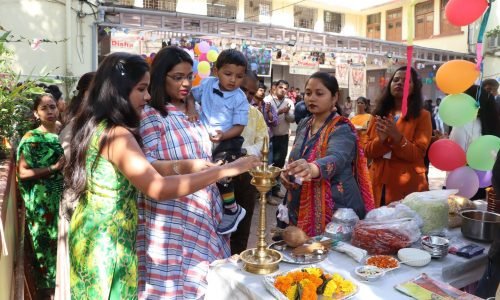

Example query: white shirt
[264,95,295,136]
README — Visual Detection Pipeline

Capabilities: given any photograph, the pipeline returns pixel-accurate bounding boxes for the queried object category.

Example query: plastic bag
[365,204,424,228]
[402,190,456,235]
[351,218,421,255]
[277,204,289,224]
[325,208,360,242]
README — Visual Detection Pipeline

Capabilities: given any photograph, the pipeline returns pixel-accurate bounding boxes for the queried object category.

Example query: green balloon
[438,94,478,127]
[466,135,500,171]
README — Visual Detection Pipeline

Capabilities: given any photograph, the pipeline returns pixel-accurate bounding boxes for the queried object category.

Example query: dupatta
[296,115,374,236]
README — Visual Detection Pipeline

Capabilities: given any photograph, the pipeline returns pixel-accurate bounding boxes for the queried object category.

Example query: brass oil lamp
[239,136,283,274]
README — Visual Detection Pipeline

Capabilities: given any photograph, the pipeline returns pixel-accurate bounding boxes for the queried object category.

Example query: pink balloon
[199,41,210,53]
[475,170,492,188]
[445,0,488,26]
[446,166,479,199]
[199,53,208,62]
[428,139,466,171]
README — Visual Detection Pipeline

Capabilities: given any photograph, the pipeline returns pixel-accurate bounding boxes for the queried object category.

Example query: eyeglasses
[166,74,195,83]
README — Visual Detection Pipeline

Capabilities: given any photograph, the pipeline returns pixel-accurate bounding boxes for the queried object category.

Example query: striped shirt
[137,104,230,300]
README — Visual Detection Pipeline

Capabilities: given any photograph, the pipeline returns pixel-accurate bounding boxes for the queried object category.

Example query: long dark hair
[372,66,423,121]
[305,72,342,116]
[357,96,370,113]
[66,72,95,121]
[465,85,500,137]
[149,46,193,116]
[65,52,149,202]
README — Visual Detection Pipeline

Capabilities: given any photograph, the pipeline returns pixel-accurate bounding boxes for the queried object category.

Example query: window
[386,8,402,41]
[294,6,316,30]
[367,13,381,39]
[415,0,434,39]
[324,11,343,33]
[440,0,461,35]
[143,0,176,11]
[244,0,271,23]
[207,0,237,19]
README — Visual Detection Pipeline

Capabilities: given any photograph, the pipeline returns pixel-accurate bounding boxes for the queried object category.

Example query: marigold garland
[273,267,356,300]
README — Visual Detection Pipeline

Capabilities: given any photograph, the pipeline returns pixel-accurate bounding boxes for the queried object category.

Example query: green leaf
[0,31,11,42]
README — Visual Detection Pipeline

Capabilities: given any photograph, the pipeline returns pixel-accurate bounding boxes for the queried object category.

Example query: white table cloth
[206,229,490,300]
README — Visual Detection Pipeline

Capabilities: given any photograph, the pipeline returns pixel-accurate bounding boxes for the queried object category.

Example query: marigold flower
[285,284,298,300]
[322,279,338,297]
[304,267,323,278]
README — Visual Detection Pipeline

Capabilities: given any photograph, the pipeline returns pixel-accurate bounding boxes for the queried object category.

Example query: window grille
[294,5,316,30]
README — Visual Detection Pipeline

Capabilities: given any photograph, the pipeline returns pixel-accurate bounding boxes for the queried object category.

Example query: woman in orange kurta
[364,66,432,207]
[350,97,372,146]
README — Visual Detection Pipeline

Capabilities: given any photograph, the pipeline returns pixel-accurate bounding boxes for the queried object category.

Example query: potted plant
[485,25,500,49]
[0,32,59,158]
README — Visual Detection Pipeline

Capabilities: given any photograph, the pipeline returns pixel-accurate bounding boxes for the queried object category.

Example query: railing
[0,155,36,300]
[98,6,473,64]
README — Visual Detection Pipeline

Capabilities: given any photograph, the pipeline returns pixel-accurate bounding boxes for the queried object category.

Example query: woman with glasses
[137,46,229,299]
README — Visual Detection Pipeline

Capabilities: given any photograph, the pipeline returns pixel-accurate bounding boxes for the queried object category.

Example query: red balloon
[445,0,488,27]
[428,139,466,171]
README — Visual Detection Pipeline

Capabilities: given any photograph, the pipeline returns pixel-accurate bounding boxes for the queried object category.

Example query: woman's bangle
[48,165,53,173]
[173,161,182,175]
[400,137,408,148]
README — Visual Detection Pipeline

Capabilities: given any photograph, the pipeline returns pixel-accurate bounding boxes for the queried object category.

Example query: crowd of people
[14,46,500,299]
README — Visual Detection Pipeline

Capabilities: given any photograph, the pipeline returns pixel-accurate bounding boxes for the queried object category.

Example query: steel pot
[460,210,500,242]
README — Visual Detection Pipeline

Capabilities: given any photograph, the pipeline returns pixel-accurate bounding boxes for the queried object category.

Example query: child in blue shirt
[189,49,250,235]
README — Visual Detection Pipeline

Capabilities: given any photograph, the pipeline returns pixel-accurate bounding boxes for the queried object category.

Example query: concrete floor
[246,126,447,249]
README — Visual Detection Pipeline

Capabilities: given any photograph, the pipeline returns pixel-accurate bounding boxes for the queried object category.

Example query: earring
[331,105,337,112]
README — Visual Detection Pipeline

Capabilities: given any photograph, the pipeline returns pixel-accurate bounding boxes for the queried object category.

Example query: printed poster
[289,52,320,75]
[241,45,272,77]
[335,63,349,88]
[348,65,367,99]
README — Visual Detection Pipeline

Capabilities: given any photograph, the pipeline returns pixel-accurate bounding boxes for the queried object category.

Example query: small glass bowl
[354,265,385,282]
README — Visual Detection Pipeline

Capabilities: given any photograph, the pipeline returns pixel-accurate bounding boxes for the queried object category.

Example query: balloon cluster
[186,41,219,86]
[428,0,499,198]
[142,53,156,65]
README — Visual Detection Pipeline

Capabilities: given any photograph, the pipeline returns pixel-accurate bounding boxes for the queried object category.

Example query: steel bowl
[460,210,500,242]
[421,236,449,259]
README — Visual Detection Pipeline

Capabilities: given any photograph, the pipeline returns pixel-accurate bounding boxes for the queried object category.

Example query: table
[205,229,490,300]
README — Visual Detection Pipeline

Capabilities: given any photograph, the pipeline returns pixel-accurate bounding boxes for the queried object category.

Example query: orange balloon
[435,60,479,94]
[192,74,202,87]
[194,44,201,55]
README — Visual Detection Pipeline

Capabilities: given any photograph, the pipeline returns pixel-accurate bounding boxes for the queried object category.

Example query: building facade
[1,0,497,100]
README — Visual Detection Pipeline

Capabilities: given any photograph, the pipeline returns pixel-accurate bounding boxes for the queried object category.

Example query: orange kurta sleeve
[389,110,432,163]
[363,117,391,159]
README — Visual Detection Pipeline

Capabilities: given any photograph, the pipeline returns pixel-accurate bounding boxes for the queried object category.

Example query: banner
[289,52,320,75]
[335,63,350,88]
[349,65,367,99]
[110,32,141,54]
[241,45,272,77]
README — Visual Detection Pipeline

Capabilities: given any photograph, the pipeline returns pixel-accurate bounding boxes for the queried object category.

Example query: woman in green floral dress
[17,93,65,290]
[66,52,260,299]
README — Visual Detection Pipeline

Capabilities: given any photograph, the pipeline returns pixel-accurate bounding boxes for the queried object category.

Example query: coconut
[282,226,309,248]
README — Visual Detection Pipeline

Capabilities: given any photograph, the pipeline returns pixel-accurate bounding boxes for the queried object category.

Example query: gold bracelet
[173,161,182,175]
[48,166,53,173]
[401,137,408,148]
